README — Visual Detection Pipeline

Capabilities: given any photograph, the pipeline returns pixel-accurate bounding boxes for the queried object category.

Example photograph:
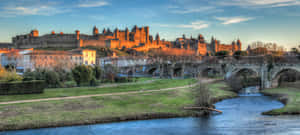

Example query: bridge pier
[181,64,185,78]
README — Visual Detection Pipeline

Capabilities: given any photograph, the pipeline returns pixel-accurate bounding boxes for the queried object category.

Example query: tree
[72,65,94,86]
[192,81,211,107]
[233,51,248,60]
[94,65,102,80]
[215,51,229,59]
[44,70,61,88]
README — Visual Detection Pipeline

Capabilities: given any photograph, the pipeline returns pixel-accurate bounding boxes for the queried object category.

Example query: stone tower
[145,26,150,43]
[93,26,99,35]
[237,39,242,50]
[75,30,80,40]
[155,33,160,45]
[125,27,129,40]
[114,28,119,39]
[31,29,39,37]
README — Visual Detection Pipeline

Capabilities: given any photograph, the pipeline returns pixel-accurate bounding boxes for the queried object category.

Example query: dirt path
[0,85,195,105]
[0,78,219,105]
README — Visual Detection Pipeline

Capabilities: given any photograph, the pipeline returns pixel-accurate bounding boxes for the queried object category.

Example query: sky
[0,0,300,49]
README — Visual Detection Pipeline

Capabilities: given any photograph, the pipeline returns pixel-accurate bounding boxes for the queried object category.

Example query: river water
[2,88,300,135]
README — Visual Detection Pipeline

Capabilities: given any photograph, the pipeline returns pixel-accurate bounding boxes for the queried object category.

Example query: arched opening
[128,70,133,78]
[201,68,220,78]
[174,68,182,77]
[148,68,157,76]
[272,69,300,88]
[227,68,261,92]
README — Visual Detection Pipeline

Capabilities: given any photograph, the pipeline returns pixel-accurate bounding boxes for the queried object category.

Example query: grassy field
[262,87,300,115]
[0,78,196,102]
[0,81,236,131]
[207,82,237,100]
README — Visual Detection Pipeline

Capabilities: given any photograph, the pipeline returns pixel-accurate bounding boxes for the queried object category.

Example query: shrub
[215,51,229,59]
[0,67,23,82]
[233,51,248,60]
[0,80,46,95]
[94,66,102,80]
[45,70,61,88]
[72,65,94,86]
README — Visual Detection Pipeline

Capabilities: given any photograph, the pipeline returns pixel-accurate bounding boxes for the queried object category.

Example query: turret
[182,34,186,39]
[232,41,236,45]
[198,34,205,43]
[51,31,55,35]
[107,28,112,33]
[145,26,150,43]
[155,33,160,45]
[93,26,99,35]
[125,27,129,40]
[102,28,106,34]
[75,30,80,40]
[237,39,242,50]
[114,28,119,39]
[31,29,39,37]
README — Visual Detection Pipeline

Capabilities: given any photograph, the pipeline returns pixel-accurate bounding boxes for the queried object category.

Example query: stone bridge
[101,56,300,89]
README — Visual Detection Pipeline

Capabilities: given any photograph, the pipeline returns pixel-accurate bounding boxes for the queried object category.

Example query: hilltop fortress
[12,26,241,55]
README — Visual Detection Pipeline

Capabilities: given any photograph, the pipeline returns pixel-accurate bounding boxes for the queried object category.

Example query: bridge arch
[271,67,300,88]
[173,67,183,77]
[226,68,260,80]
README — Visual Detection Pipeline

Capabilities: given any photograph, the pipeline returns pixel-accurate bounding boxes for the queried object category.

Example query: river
[1,87,300,135]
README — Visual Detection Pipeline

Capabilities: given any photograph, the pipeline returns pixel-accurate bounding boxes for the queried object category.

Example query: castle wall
[197,43,207,56]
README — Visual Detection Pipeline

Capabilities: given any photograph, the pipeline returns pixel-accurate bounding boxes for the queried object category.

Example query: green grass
[207,82,238,99]
[262,87,300,115]
[0,81,235,131]
[0,78,196,102]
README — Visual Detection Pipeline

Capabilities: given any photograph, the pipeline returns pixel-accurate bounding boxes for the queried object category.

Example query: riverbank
[0,80,236,131]
[262,87,300,115]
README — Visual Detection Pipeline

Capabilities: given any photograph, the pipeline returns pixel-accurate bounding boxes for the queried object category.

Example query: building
[13,26,172,52]
[0,49,34,73]
[0,43,13,48]
[172,35,242,56]
[23,49,96,71]
[1,48,96,72]
[12,26,242,56]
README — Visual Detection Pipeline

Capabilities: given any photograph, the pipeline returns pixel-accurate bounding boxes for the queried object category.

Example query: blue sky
[0,0,300,49]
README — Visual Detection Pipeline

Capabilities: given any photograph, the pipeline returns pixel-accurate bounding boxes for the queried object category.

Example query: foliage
[0,80,45,95]
[233,51,248,59]
[44,70,61,88]
[72,65,94,86]
[93,65,102,80]
[0,66,23,82]
[215,51,229,59]
[23,69,70,88]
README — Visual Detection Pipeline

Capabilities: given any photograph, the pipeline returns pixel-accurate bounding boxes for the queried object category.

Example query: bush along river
[1,87,300,135]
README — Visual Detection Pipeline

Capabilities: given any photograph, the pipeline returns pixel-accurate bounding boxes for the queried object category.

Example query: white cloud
[215,16,254,25]
[169,6,217,14]
[78,0,109,8]
[157,21,209,30]
[3,6,66,16]
[218,0,300,8]
[0,0,69,17]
